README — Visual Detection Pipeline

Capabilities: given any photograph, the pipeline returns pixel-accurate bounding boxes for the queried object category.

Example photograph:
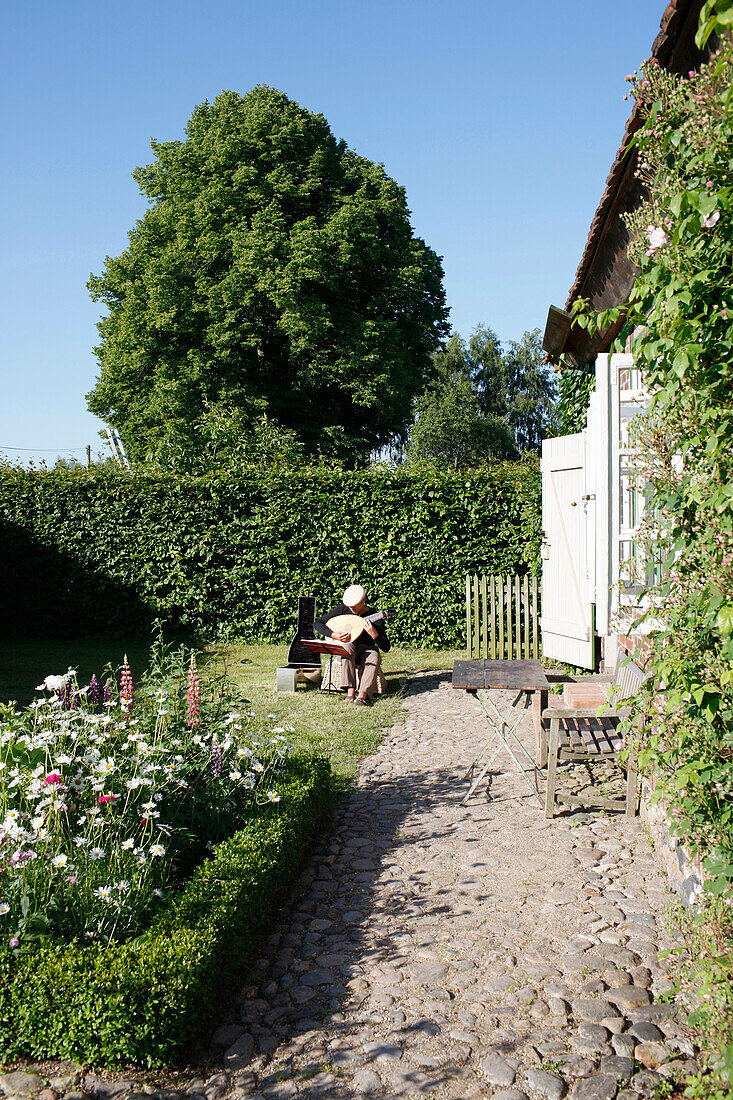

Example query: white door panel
[541,432,595,667]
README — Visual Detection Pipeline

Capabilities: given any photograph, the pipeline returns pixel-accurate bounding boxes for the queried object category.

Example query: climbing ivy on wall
[556,367,595,435]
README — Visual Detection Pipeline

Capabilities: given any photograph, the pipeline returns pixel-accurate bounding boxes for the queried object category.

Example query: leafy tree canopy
[404,375,518,469]
[414,324,557,464]
[87,86,449,464]
[502,329,559,450]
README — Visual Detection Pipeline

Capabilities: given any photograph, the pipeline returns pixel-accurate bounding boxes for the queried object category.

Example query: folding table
[452,659,550,805]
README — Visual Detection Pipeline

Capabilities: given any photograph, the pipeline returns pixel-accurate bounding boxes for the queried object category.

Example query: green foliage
[669,897,733,1097]
[0,755,330,1065]
[86,86,449,465]
[557,367,595,435]
[0,461,541,648]
[501,329,559,450]
[697,0,733,47]
[467,324,506,417]
[157,404,306,474]
[422,324,558,457]
[575,25,733,1087]
[404,375,518,468]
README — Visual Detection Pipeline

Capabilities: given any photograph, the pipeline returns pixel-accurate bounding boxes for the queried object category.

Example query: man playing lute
[314,584,391,705]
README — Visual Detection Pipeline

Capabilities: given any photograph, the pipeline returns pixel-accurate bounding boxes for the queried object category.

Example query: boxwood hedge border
[0,755,331,1066]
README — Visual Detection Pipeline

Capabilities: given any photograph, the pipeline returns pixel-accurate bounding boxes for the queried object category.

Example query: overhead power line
[0,445,92,452]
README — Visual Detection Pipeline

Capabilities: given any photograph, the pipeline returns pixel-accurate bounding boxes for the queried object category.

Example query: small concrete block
[276,667,297,692]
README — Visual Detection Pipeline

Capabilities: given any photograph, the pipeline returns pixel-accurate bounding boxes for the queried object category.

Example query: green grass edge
[0,754,332,1067]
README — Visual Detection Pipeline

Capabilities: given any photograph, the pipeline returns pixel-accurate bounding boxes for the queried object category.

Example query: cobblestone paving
[3,672,697,1100]
[201,673,695,1099]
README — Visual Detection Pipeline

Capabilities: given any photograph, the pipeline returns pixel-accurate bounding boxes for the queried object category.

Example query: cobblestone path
[205,673,695,1100]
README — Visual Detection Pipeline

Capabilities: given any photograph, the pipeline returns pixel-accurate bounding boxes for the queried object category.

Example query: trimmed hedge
[0,460,540,646]
[0,755,331,1066]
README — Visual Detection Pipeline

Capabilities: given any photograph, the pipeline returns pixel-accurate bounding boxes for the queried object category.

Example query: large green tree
[502,329,558,451]
[418,324,557,460]
[87,87,449,464]
[404,375,517,469]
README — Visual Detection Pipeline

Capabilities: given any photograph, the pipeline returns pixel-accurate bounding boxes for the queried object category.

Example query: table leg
[533,689,548,763]
[476,691,542,804]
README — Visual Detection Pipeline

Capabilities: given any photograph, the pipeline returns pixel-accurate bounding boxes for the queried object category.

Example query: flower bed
[0,646,331,1064]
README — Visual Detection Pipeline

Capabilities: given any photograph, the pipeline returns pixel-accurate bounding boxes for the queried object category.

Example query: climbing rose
[646,226,669,255]
[702,210,720,228]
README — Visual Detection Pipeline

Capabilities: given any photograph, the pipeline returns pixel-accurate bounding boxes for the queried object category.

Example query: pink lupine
[120,655,134,712]
[187,653,201,729]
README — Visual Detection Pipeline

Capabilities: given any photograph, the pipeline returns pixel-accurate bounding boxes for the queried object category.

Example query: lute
[326,609,389,644]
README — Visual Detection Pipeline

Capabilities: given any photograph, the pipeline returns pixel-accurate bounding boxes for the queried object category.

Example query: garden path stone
[0,1074,45,1099]
[25,672,691,1100]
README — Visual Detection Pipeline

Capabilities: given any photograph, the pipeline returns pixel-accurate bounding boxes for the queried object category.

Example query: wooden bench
[541,656,646,819]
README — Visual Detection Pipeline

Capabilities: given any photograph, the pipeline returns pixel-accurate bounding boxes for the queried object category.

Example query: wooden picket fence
[465,573,541,660]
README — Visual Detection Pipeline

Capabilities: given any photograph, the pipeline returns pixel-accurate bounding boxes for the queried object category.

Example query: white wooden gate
[541,352,649,670]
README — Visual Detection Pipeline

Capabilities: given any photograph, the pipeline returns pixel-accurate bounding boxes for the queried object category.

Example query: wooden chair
[541,656,646,819]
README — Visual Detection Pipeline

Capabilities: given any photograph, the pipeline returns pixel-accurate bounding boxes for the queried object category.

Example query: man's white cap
[343,584,366,608]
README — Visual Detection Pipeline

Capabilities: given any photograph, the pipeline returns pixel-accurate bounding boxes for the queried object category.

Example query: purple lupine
[89,674,100,706]
[61,680,72,709]
[103,679,112,705]
[210,745,223,777]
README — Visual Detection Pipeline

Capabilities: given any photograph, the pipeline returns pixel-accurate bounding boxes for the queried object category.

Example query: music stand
[301,638,350,692]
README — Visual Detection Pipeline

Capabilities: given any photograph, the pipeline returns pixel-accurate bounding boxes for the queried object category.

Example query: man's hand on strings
[364,621,378,640]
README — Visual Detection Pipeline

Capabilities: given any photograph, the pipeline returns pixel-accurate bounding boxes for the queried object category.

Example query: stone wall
[639,777,703,908]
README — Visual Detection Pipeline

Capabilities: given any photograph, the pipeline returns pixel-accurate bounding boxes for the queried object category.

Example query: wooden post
[466,575,472,657]
[490,575,496,659]
[532,575,539,659]
[506,574,513,661]
[473,574,479,658]
[498,575,505,660]
[522,574,530,660]
[480,573,488,659]
[514,576,521,660]
[545,717,561,818]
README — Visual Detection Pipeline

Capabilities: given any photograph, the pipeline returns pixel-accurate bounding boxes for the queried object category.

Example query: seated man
[314,584,390,705]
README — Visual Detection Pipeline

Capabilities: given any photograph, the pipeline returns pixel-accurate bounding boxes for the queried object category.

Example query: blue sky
[1,0,664,465]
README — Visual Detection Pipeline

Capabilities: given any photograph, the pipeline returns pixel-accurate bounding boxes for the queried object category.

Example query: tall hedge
[0,461,540,646]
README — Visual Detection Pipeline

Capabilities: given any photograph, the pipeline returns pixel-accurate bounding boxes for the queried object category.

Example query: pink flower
[120,655,134,712]
[98,794,117,805]
[8,937,19,948]
[702,211,720,228]
[688,70,696,78]
[646,226,669,255]
[186,653,201,729]
[44,773,62,785]
[706,181,714,188]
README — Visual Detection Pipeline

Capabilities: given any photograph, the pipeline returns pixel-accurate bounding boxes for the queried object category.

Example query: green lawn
[202,642,463,792]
